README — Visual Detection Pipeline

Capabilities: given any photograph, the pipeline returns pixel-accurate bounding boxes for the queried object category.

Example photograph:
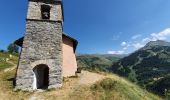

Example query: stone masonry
[27,1,63,21]
[15,0,64,90]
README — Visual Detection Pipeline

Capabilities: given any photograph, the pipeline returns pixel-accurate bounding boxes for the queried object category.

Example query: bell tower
[15,0,64,90]
[27,0,64,22]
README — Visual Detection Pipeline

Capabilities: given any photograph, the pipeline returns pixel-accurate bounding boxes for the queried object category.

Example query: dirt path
[3,60,16,72]
[0,57,106,100]
[28,71,105,100]
[0,63,105,100]
[78,71,105,85]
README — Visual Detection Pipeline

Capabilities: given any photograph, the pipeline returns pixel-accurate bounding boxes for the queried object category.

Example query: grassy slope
[0,52,32,100]
[70,73,162,100]
[0,52,162,100]
[0,52,18,70]
[0,70,162,100]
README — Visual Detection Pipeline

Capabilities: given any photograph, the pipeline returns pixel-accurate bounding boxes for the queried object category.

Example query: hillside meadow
[0,52,163,100]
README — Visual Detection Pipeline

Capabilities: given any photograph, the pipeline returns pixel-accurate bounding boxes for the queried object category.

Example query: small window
[41,5,51,19]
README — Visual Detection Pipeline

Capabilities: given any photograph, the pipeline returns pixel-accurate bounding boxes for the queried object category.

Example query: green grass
[0,52,10,58]
[0,62,13,70]
[0,52,18,70]
[89,78,161,100]
[69,74,162,100]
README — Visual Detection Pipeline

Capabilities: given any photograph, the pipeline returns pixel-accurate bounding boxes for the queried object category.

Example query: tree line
[0,43,19,54]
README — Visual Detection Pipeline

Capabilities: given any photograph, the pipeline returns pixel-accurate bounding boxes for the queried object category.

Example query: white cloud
[150,28,170,41]
[123,47,127,50]
[132,28,170,50]
[108,28,170,54]
[142,37,150,43]
[151,33,166,41]
[132,34,142,40]
[121,42,127,46]
[132,43,145,49]
[157,28,170,37]
[108,50,125,55]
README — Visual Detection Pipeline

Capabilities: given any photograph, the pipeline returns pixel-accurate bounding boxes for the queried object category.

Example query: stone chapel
[14,0,78,90]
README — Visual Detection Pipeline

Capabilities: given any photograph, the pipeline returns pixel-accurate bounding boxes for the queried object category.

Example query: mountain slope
[110,40,170,96]
[77,54,123,72]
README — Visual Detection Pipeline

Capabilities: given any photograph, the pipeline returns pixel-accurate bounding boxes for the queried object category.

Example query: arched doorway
[33,64,49,89]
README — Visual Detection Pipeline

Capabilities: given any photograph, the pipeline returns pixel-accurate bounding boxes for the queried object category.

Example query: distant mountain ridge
[142,40,170,50]
[77,54,124,72]
[110,40,170,96]
[77,54,127,58]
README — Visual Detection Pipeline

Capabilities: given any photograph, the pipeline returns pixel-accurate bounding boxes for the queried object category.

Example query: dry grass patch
[0,70,33,100]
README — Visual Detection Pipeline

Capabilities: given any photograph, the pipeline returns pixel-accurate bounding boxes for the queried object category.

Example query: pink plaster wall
[62,36,77,77]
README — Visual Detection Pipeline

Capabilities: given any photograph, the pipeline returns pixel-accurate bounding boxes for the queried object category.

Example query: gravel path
[78,71,105,85]
[28,71,106,100]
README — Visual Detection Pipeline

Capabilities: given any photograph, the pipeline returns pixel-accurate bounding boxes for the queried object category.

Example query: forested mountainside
[110,40,170,96]
[77,54,124,72]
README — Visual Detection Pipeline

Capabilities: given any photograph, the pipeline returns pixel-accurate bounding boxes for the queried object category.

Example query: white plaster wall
[62,37,77,77]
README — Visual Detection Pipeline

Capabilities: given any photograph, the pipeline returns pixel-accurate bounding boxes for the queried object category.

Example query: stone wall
[15,20,63,90]
[27,1,63,21]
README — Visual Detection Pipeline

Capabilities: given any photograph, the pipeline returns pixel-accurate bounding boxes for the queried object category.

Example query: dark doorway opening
[33,64,49,89]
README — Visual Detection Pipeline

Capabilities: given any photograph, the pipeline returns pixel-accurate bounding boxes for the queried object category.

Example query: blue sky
[1,0,170,54]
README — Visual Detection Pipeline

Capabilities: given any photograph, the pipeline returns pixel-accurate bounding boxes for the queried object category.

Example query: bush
[91,78,117,91]
[0,50,5,53]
